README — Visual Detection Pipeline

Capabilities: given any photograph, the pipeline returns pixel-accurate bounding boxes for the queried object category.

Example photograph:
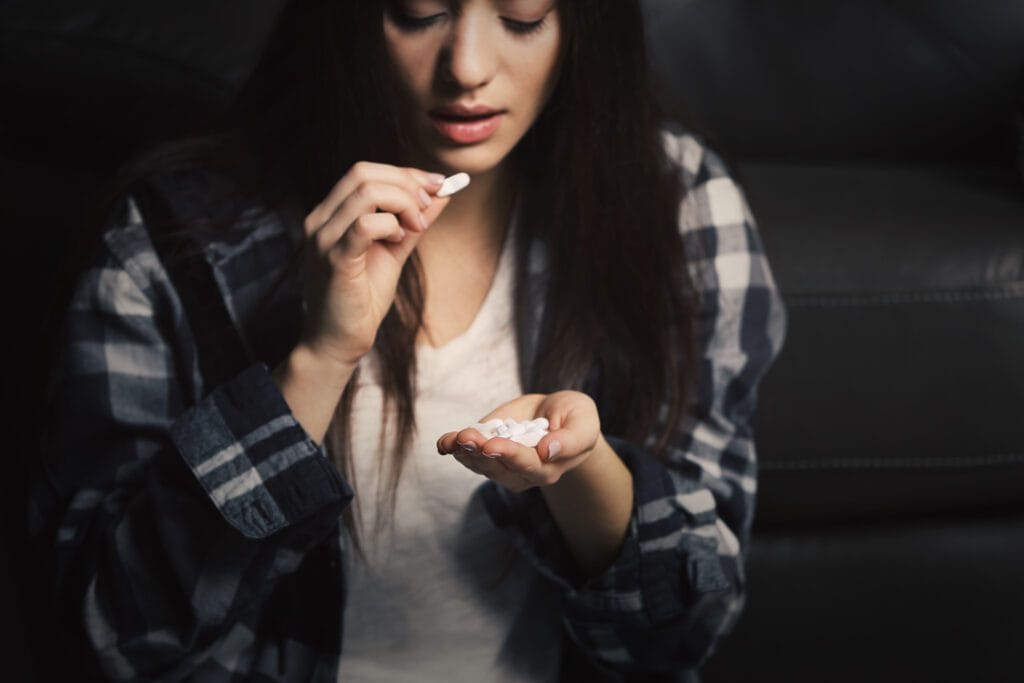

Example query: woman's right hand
[299,161,451,371]
[273,162,451,443]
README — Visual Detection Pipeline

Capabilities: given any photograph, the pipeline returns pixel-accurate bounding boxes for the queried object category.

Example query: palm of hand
[436,391,602,492]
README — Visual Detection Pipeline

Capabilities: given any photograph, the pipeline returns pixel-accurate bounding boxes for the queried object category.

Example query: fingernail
[547,440,562,462]
[483,452,501,459]
[458,442,476,453]
[426,173,446,186]
[418,188,432,209]
[419,212,429,230]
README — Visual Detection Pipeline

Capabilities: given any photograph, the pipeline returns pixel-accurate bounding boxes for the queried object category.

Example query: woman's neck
[412,159,518,348]
[419,161,516,255]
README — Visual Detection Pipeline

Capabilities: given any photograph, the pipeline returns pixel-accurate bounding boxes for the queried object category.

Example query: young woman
[32,0,786,680]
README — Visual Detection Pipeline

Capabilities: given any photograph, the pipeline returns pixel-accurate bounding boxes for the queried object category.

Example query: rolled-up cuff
[171,363,352,538]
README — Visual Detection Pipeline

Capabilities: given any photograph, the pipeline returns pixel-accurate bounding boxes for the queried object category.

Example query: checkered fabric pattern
[30,129,786,681]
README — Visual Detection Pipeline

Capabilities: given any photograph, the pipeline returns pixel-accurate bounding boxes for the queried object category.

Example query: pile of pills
[469,417,549,447]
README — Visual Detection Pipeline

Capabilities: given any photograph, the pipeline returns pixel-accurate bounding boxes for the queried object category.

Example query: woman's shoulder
[85,195,173,305]
[657,124,757,251]
[658,123,739,196]
[96,167,292,284]
[62,173,294,370]
[658,124,786,343]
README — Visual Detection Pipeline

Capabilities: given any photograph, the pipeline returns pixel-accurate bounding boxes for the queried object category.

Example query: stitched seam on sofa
[761,453,1024,471]
[784,285,1024,308]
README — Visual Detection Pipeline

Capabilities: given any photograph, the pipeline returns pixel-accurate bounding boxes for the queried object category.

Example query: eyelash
[391,13,547,37]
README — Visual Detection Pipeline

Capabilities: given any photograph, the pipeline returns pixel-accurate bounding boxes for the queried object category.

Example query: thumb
[423,193,452,226]
[537,427,586,463]
[392,194,451,260]
[535,392,601,462]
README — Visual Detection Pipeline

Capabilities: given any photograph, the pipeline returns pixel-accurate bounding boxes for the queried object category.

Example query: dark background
[3,0,1024,681]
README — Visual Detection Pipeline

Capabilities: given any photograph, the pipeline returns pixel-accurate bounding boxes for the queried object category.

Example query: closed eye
[388,11,549,37]
[390,12,447,32]
[502,16,547,36]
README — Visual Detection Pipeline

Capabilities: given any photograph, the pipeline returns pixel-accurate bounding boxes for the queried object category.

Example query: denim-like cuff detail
[172,363,351,538]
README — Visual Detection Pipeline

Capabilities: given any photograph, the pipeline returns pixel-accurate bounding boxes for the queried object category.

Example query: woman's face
[383,0,565,176]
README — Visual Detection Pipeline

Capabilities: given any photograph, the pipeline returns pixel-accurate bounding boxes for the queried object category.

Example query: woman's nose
[439,16,497,91]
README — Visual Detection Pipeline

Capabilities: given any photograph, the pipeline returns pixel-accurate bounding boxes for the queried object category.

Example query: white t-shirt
[337,216,562,682]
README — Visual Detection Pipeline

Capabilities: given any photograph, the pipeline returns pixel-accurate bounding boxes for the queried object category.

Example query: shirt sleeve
[481,130,787,674]
[30,218,351,681]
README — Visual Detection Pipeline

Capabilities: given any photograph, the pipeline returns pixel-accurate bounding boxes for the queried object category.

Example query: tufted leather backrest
[643,0,1024,162]
[639,2,1024,528]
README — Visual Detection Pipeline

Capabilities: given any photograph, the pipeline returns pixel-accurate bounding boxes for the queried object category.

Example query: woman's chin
[420,140,516,177]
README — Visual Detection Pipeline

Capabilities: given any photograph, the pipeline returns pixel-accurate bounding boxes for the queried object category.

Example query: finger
[535,421,595,464]
[315,183,425,255]
[536,394,600,463]
[479,438,545,476]
[333,199,443,273]
[535,432,570,464]
[334,212,405,259]
[437,431,467,455]
[386,193,451,263]
[453,427,488,453]
[307,162,444,231]
[451,450,476,472]
[436,431,457,455]
[482,440,564,488]
[452,450,500,477]
[419,193,452,228]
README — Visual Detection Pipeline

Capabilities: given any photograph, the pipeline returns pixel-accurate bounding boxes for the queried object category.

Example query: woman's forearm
[271,344,356,444]
[540,434,634,577]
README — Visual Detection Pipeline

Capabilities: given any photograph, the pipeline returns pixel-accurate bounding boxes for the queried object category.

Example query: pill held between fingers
[437,172,470,198]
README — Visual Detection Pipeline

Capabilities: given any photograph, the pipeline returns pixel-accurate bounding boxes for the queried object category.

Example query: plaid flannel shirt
[30,129,786,682]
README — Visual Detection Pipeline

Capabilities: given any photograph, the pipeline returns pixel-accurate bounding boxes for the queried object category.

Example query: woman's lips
[429,112,503,145]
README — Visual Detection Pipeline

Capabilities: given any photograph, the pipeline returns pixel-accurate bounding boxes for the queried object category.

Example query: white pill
[508,423,526,436]
[531,417,549,431]
[437,172,470,197]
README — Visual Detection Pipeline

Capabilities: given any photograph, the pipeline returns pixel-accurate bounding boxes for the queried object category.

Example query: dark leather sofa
[3,1,1022,681]
[641,2,1024,681]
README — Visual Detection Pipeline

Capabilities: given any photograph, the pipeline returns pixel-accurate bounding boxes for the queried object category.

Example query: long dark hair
[91,0,698,544]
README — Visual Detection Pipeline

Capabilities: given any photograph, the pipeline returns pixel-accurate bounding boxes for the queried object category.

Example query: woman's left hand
[436,391,601,492]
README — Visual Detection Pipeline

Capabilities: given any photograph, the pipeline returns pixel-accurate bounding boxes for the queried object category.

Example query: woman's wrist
[271,343,359,444]
[281,342,360,391]
[540,433,634,576]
